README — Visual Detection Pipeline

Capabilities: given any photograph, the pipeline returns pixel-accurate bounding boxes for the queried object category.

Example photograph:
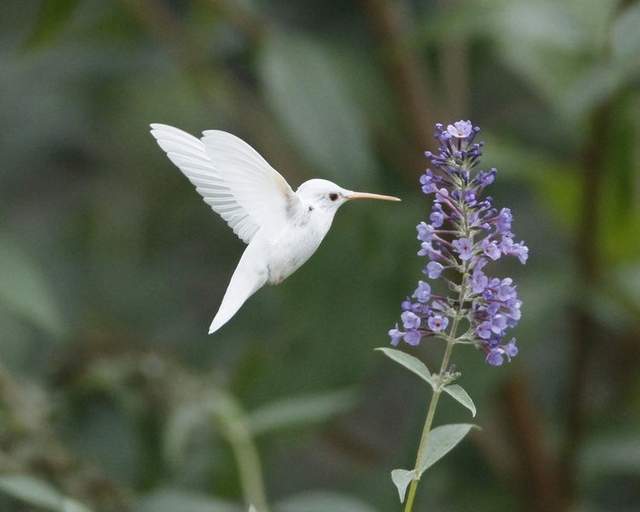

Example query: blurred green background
[1,0,639,511]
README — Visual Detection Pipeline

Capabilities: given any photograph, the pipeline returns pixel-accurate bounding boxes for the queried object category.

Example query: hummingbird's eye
[329,193,339,201]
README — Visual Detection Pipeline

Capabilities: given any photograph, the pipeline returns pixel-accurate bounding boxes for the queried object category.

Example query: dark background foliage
[1,0,639,511]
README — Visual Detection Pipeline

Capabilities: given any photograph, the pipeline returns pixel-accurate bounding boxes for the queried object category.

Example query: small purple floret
[404,330,422,346]
[428,315,449,332]
[426,261,444,279]
[482,239,501,261]
[452,238,474,261]
[413,281,431,303]
[486,349,504,366]
[447,120,473,139]
[401,311,421,330]
[388,325,404,346]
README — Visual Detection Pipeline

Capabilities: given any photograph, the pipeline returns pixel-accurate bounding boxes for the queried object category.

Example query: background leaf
[248,389,356,436]
[275,491,377,512]
[612,3,640,63]
[23,0,81,50]
[260,32,377,185]
[135,488,240,512]
[0,234,63,336]
[0,475,91,512]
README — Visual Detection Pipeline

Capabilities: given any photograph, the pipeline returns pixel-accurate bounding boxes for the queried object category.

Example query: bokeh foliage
[1,0,639,511]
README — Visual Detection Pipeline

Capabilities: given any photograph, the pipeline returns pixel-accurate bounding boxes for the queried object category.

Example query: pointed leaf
[443,384,476,417]
[248,389,355,436]
[260,32,376,184]
[134,488,239,512]
[276,491,377,512]
[417,424,478,475]
[612,3,640,62]
[376,348,434,388]
[0,474,91,512]
[24,0,81,50]
[0,235,64,336]
[390,469,416,503]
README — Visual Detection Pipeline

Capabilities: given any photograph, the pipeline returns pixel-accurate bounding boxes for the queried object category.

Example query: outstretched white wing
[150,124,301,243]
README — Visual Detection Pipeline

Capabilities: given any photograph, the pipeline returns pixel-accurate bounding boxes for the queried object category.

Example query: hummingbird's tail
[209,247,268,334]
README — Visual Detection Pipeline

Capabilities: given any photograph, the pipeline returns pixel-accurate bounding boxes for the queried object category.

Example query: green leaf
[164,389,243,466]
[248,389,356,436]
[561,62,626,120]
[376,348,434,388]
[581,434,640,478]
[0,475,91,512]
[260,32,377,185]
[276,491,377,512]
[443,384,476,417]
[390,469,416,503]
[417,424,478,476]
[0,234,63,336]
[417,0,496,43]
[23,0,81,50]
[612,3,640,62]
[134,488,240,512]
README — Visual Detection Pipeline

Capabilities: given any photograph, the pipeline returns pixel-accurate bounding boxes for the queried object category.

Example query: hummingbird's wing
[150,124,302,243]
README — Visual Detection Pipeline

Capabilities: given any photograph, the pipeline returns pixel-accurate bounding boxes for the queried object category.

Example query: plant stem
[230,423,270,512]
[404,249,468,512]
[403,333,457,512]
[214,391,270,512]
[404,192,470,512]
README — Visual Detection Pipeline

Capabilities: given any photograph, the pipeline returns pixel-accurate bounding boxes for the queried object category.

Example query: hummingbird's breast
[264,209,331,284]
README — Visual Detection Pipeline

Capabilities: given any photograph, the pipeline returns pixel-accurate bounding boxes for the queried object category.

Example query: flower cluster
[389,121,528,366]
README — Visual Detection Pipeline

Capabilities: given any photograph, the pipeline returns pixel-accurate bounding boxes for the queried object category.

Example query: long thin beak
[346,191,401,202]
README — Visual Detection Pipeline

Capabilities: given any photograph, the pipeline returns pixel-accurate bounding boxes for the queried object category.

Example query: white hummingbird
[150,124,401,334]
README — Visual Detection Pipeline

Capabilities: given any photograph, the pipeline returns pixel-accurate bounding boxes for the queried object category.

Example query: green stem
[229,424,270,512]
[214,392,270,512]
[403,190,470,512]
[403,336,456,512]
[404,260,467,512]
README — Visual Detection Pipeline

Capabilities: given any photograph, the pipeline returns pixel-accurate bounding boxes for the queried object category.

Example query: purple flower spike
[389,120,527,362]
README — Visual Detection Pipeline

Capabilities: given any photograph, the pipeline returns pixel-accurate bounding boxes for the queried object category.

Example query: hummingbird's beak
[346,191,402,202]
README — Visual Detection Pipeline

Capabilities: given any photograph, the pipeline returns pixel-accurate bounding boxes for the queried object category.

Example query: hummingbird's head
[296,179,401,214]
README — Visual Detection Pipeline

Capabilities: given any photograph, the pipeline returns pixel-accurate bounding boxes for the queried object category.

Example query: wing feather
[150,124,301,243]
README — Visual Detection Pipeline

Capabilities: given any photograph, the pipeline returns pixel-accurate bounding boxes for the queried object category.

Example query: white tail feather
[209,246,268,334]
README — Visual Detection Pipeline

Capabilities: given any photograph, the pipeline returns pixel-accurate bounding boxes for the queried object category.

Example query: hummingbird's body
[264,196,337,283]
[150,124,399,334]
